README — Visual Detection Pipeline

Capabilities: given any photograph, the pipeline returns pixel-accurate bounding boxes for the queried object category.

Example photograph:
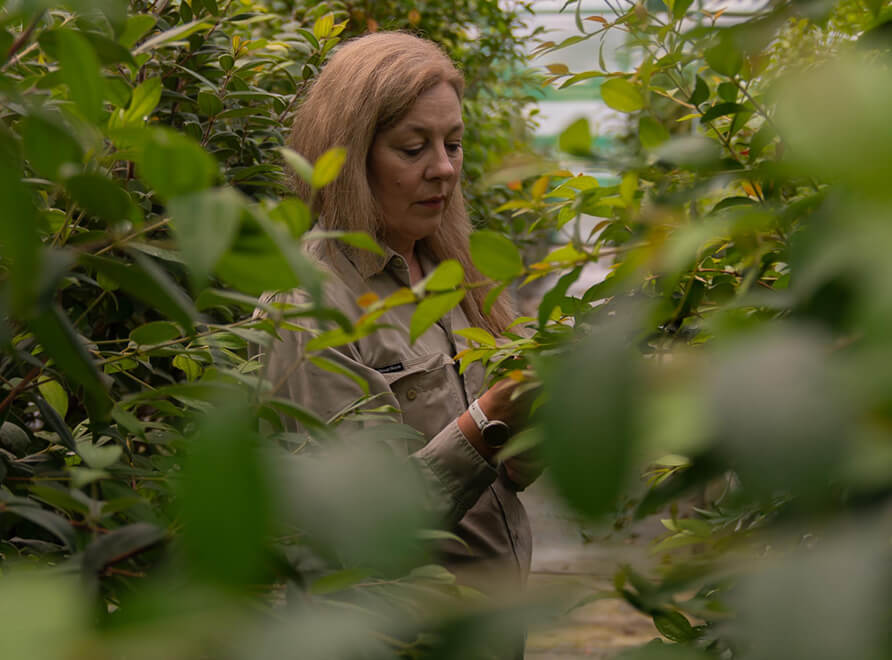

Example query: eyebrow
[402,122,464,135]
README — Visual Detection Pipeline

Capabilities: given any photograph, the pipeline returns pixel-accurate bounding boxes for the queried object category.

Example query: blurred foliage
[0,0,541,656]
[2,0,892,657]
[470,0,892,657]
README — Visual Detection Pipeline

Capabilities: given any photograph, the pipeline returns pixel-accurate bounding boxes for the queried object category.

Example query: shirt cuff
[412,419,498,524]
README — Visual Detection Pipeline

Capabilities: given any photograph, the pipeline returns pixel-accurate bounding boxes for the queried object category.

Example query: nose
[425,144,456,181]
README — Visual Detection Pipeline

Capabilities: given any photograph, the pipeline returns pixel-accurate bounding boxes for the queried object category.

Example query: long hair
[287,31,513,335]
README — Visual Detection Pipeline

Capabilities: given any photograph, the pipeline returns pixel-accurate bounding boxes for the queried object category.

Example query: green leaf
[700,102,746,123]
[133,18,212,55]
[454,326,497,348]
[410,290,465,343]
[197,90,223,116]
[119,13,157,48]
[470,230,524,281]
[5,505,76,550]
[122,77,162,125]
[76,439,122,470]
[705,37,743,77]
[672,0,694,20]
[600,78,644,113]
[172,354,202,381]
[21,115,83,179]
[310,567,370,595]
[55,29,104,122]
[311,147,347,189]
[168,187,243,289]
[422,259,464,292]
[689,75,709,107]
[653,610,698,643]
[308,356,369,396]
[558,117,591,156]
[37,379,68,419]
[28,305,111,419]
[130,321,180,345]
[82,523,165,575]
[334,231,384,255]
[278,147,314,184]
[81,253,198,333]
[178,404,276,588]
[638,116,670,149]
[137,128,217,199]
[269,198,312,239]
[313,12,335,39]
[65,174,139,224]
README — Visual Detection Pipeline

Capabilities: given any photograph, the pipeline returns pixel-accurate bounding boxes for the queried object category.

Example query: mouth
[417,195,446,208]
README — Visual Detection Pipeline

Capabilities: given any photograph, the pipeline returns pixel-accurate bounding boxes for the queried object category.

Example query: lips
[417,195,445,207]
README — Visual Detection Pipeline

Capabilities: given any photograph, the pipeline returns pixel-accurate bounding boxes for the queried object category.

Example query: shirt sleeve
[258,294,498,528]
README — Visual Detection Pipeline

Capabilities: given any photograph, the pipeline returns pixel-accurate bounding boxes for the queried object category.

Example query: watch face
[482,421,512,449]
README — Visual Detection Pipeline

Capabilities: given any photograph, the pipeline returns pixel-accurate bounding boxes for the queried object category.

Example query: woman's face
[368,81,463,256]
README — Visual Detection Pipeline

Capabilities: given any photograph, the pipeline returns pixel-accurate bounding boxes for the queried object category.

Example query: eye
[401,146,424,157]
[446,141,463,154]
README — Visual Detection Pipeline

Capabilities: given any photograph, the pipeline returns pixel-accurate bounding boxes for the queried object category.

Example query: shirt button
[406,388,418,401]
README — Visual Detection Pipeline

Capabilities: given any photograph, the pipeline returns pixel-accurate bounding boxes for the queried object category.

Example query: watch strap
[468,399,489,431]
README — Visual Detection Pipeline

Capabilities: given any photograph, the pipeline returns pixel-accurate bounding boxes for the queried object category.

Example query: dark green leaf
[22,115,83,179]
[6,505,76,550]
[65,174,139,224]
[688,75,708,107]
[639,116,670,149]
[653,610,698,643]
[137,128,217,199]
[700,102,746,123]
[81,253,197,333]
[130,321,181,345]
[28,305,111,419]
[82,523,165,575]
[55,29,105,122]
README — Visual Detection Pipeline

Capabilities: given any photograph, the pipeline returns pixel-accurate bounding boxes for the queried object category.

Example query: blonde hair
[287,31,513,335]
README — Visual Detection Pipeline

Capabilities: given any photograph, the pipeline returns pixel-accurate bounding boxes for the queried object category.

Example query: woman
[265,31,540,605]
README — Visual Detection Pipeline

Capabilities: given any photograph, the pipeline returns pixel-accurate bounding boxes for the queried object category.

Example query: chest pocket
[382,353,467,441]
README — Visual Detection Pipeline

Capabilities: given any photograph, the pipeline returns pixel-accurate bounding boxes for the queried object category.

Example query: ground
[520,478,664,658]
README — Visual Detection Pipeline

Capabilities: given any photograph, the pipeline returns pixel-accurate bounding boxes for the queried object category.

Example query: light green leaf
[422,259,464,292]
[173,354,202,381]
[558,117,591,156]
[410,290,465,343]
[197,90,223,116]
[600,78,644,113]
[454,327,497,348]
[76,439,122,470]
[122,77,162,125]
[278,147,314,184]
[38,379,68,419]
[168,187,243,289]
[269,198,312,239]
[311,147,347,189]
[313,13,335,40]
[470,230,524,281]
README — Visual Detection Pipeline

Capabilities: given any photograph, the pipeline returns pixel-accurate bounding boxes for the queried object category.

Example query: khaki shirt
[260,244,531,588]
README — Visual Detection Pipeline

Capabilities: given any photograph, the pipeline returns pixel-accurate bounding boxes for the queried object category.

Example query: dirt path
[520,479,664,658]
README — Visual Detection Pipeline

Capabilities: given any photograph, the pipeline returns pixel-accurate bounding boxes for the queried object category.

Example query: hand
[503,447,545,491]
[457,376,538,465]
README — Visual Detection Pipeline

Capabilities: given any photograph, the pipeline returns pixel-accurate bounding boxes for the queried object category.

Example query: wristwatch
[468,399,512,449]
